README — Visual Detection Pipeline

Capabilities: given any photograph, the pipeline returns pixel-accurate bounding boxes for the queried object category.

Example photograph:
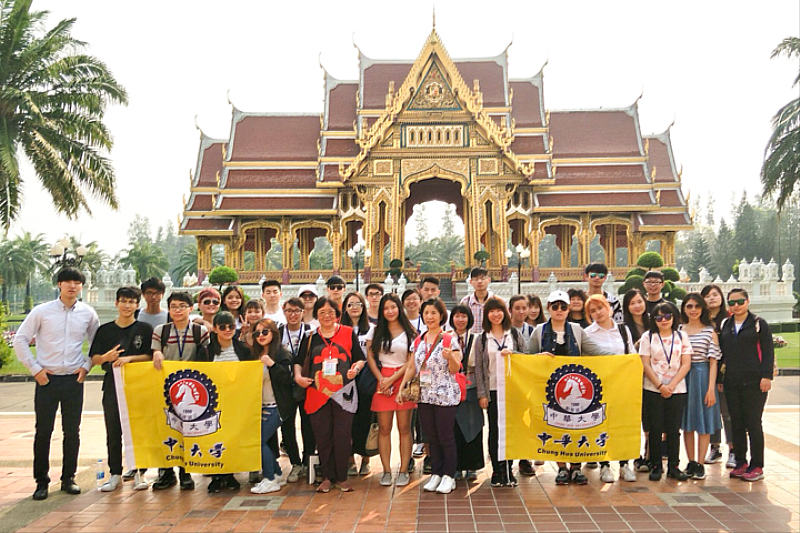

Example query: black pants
[418,403,458,477]
[710,389,733,446]
[725,381,768,468]
[298,403,316,465]
[643,390,687,469]
[487,391,510,475]
[279,401,302,465]
[101,381,124,475]
[34,375,84,484]
[309,402,353,483]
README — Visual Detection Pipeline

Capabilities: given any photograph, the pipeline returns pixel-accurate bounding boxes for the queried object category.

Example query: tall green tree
[12,231,47,311]
[119,240,169,283]
[712,219,736,280]
[761,37,800,211]
[0,0,128,231]
[0,238,25,304]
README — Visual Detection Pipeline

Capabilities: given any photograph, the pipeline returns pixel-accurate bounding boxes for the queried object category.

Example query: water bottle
[96,459,105,489]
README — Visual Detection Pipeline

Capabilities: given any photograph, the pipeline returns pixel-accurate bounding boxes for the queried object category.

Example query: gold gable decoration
[408,62,460,111]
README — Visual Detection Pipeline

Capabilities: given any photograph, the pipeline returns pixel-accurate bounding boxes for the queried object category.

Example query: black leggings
[643,390,687,468]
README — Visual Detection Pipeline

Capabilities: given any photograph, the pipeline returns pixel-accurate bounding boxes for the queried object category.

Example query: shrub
[626,268,646,279]
[636,251,664,270]
[208,266,238,289]
[619,274,644,295]
[662,267,680,282]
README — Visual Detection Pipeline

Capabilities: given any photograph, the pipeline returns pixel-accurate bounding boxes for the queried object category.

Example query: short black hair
[261,279,281,291]
[140,277,166,293]
[313,296,342,319]
[727,288,749,300]
[643,270,664,281]
[470,267,489,279]
[326,275,345,287]
[116,286,142,302]
[482,297,512,332]
[213,311,236,326]
[401,288,422,304]
[449,304,474,332]
[365,283,384,295]
[567,289,587,302]
[167,291,193,307]
[420,297,448,326]
[57,268,85,284]
[283,297,304,310]
[420,276,440,287]
[585,262,609,275]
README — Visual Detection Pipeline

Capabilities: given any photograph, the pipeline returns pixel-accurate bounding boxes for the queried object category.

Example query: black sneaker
[667,466,690,481]
[683,461,697,478]
[649,464,663,481]
[151,470,177,490]
[555,468,570,485]
[507,472,518,487]
[570,468,588,485]
[179,471,195,490]
[692,463,706,480]
[705,446,723,464]
[585,462,599,469]
[207,476,224,493]
[122,469,137,481]
[423,457,431,474]
[518,460,535,476]
[491,473,505,487]
[225,475,241,491]
[634,457,650,472]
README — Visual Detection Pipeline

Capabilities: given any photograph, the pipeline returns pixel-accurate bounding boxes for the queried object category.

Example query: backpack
[617,324,630,354]
[160,322,209,361]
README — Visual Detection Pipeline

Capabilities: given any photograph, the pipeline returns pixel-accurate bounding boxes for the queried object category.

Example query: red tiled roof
[188,194,214,212]
[324,138,359,158]
[321,164,341,182]
[509,81,542,127]
[639,213,691,227]
[510,135,545,155]
[218,196,335,211]
[657,189,684,207]
[229,115,320,162]
[327,83,358,130]
[532,163,550,180]
[646,137,678,183]
[535,192,653,207]
[197,143,225,186]
[183,218,232,231]
[455,61,505,107]
[549,111,641,158]
[226,169,317,189]
[554,164,649,186]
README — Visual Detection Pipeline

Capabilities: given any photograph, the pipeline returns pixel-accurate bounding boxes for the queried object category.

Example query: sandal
[337,480,354,492]
[316,479,332,493]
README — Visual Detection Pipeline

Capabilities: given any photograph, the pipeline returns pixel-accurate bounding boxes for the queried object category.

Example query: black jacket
[208,334,253,361]
[719,311,774,385]
[262,345,295,422]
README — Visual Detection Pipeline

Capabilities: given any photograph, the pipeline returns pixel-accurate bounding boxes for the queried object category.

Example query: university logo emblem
[544,364,605,429]
[163,370,221,437]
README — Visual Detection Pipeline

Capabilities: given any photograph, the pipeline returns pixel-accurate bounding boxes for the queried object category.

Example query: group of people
[13,262,774,501]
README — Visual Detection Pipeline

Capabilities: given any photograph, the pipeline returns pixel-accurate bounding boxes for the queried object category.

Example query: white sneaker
[100,474,121,492]
[423,475,442,492]
[436,475,455,494]
[620,464,636,482]
[250,478,281,494]
[600,465,614,483]
[133,472,148,491]
[287,465,302,483]
[726,453,737,469]
[413,443,425,457]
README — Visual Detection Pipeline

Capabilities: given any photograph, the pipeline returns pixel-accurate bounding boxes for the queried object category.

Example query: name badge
[323,359,338,376]
[420,370,432,385]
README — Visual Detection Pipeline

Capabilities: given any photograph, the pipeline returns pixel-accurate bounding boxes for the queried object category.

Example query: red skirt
[371,366,417,412]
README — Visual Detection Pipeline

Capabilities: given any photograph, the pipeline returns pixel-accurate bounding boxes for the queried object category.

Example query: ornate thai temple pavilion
[180,28,692,284]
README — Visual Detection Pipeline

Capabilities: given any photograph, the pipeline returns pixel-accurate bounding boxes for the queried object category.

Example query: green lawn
[775,331,800,369]
[0,341,103,376]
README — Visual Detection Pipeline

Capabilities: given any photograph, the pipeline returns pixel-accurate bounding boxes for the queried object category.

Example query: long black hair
[680,293,712,326]
[648,302,681,334]
[250,319,283,358]
[700,284,728,332]
[623,288,651,342]
[340,291,370,333]
[371,293,418,359]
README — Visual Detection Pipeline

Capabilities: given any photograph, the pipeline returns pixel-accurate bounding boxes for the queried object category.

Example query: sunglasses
[254,329,271,337]
[684,303,701,310]
[728,298,747,307]
[654,313,673,323]
[549,302,569,311]
[588,273,606,279]
[329,285,345,291]
[216,323,236,331]
[202,299,220,306]
[300,293,316,299]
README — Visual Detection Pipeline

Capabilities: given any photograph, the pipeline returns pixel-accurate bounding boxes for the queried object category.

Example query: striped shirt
[460,291,494,334]
[681,325,721,363]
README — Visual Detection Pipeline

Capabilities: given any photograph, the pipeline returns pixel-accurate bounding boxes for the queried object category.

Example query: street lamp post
[50,237,87,269]
[505,243,531,294]
[347,242,371,292]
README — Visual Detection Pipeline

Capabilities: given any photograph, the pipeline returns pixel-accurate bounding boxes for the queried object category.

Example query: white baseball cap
[547,290,570,305]
[297,284,318,297]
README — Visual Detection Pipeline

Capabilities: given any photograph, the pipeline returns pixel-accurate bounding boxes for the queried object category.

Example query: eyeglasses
[654,313,673,323]
[728,298,747,307]
[284,308,303,315]
[549,302,569,312]
[644,280,663,285]
[216,324,236,331]
[202,299,220,306]
[684,303,701,310]
[144,291,163,298]
[169,304,191,311]
[367,292,383,297]
[254,329,271,337]
[347,302,363,309]
[588,273,606,279]
[329,285,345,291]
[317,310,337,317]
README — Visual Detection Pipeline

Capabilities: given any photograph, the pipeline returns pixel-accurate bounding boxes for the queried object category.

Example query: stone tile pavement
[0,383,797,533]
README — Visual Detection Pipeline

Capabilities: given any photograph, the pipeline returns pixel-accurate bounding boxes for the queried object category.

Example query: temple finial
[432,5,436,30]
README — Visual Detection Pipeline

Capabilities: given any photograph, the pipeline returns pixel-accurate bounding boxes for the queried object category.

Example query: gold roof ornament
[655,190,661,204]
[215,171,221,188]
[644,138,649,155]
[211,194,217,211]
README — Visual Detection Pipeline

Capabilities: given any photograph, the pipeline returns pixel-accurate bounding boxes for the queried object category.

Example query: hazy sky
[10,1,799,255]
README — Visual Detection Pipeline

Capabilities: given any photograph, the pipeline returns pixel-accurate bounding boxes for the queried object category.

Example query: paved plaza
[0,379,797,533]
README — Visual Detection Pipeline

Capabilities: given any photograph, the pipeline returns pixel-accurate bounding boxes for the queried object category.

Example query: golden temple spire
[432,5,436,30]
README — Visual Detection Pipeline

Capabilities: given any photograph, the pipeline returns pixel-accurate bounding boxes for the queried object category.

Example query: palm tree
[0,238,25,305]
[171,242,198,286]
[12,231,48,311]
[0,0,128,231]
[761,37,800,212]
[119,240,169,283]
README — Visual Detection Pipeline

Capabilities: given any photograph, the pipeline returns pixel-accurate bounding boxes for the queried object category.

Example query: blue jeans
[261,406,282,480]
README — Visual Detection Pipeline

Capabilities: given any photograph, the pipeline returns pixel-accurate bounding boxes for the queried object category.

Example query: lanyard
[319,324,339,354]
[285,327,301,357]
[176,325,191,360]
[658,332,676,366]
[491,332,507,352]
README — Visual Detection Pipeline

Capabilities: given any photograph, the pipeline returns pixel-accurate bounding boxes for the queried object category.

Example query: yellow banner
[114,361,261,473]
[498,354,643,462]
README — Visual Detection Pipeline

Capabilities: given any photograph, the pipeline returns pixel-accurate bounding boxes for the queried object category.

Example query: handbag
[399,333,444,403]
[364,417,379,456]
[357,359,381,396]
[455,364,470,402]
